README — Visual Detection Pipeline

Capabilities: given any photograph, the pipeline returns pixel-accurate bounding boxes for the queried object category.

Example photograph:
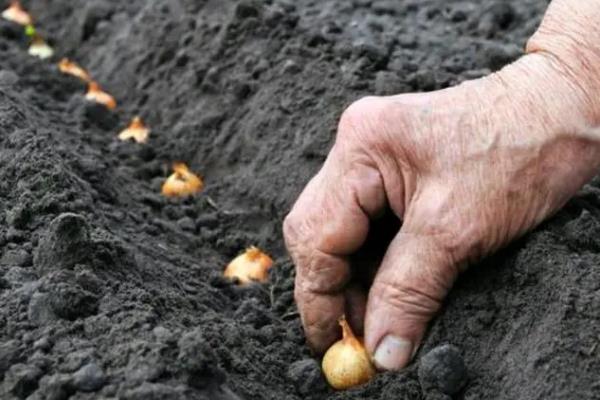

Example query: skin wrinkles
[284,0,600,367]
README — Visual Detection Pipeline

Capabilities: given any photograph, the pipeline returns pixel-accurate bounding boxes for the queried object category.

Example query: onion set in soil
[58,58,91,82]
[322,317,376,390]
[224,246,273,284]
[2,1,32,25]
[86,81,116,110]
[119,116,149,144]
[28,36,53,59]
[161,163,203,197]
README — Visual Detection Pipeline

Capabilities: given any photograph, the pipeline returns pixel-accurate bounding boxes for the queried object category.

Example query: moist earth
[0,0,599,399]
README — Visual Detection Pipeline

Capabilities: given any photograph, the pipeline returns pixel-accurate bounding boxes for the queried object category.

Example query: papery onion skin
[59,58,91,82]
[86,82,117,110]
[322,317,376,390]
[2,1,33,26]
[161,163,203,197]
[224,246,273,284]
[28,40,54,60]
[119,116,149,143]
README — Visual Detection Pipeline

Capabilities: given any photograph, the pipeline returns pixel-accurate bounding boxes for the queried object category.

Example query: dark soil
[0,0,599,399]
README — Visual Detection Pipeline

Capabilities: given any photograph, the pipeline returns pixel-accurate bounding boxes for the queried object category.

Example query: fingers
[364,232,458,371]
[284,149,386,353]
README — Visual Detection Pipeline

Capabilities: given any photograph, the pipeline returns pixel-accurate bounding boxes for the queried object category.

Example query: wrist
[476,52,600,187]
[526,0,600,126]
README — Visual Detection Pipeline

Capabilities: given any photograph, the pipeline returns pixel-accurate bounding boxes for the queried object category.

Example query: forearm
[527,0,600,125]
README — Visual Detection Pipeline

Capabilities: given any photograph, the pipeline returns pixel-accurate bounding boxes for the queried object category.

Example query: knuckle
[337,96,384,142]
[376,278,443,318]
[303,250,349,293]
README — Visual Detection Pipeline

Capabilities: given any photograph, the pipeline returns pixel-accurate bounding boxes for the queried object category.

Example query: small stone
[34,213,91,275]
[418,344,467,396]
[287,359,327,395]
[72,363,106,392]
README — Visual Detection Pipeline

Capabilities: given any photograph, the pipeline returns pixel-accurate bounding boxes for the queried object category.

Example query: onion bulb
[85,81,116,110]
[161,163,203,197]
[118,116,149,143]
[58,58,91,82]
[28,36,53,60]
[2,1,32,26]
[322,317,375,390]
[224,246,273,285]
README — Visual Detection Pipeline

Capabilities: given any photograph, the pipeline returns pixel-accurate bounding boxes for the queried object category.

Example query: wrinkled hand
[284,53,600,370]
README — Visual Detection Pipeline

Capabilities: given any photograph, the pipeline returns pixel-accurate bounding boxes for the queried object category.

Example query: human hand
[284,53,600,370]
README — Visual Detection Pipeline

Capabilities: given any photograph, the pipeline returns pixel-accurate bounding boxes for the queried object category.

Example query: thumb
[364,232,459,371]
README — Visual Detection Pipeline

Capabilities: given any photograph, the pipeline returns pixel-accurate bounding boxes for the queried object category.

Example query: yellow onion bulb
[322,317,376,390]
[118,116,149,143]
[2,1,32,26]
[161,163,203,197]
[28,37,54,60]
[224,246,273,285]
[85,81,117,110]
[58,58,91,82]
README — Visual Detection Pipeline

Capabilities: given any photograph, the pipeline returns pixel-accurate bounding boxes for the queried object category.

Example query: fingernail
[373,335,413,371]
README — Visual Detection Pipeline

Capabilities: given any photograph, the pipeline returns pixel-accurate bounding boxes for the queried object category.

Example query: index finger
[284,150,386,353]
